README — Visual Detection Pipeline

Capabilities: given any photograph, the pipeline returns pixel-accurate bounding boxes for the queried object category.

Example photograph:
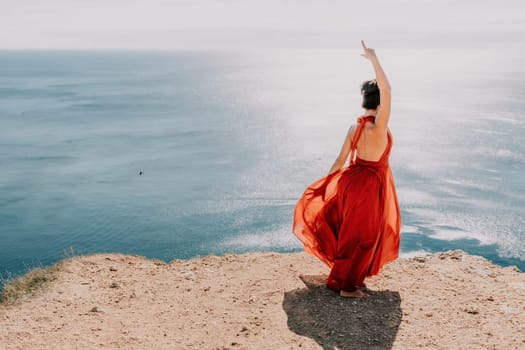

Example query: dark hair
[361,80,380,109]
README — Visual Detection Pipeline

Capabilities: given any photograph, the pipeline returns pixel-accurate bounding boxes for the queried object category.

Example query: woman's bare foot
[340,289,368,298]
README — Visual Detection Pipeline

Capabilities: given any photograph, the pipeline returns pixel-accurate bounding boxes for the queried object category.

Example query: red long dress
[293,115,401,292]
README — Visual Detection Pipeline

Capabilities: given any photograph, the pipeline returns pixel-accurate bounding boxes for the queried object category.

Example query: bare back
[354,122,388,162]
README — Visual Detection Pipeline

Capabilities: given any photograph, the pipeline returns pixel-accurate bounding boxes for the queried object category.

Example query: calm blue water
[1,49,524,283]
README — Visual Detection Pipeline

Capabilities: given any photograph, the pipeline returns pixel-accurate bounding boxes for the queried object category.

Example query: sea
[1,48,524,284]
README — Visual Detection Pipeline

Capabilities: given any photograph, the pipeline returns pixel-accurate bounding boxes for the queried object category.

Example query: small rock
[110,282,119,289]
[109,267,118,272]
[89,307,101,313]
[464,307,479,315]
[450,250,464,260]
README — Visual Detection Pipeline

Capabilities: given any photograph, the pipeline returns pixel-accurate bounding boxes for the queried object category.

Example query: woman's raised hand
[361,40,377,61]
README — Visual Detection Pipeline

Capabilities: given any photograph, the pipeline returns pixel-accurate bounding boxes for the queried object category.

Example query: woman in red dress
[293,41,401,298]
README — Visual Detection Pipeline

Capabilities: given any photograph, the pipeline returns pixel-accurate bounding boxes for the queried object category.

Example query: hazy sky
[1,0,524,49]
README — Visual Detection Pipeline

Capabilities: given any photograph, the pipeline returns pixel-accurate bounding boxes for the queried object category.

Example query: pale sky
[1,0,524,49]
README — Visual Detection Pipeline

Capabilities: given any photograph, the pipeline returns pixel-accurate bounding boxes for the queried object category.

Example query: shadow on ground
[283,275,402,350]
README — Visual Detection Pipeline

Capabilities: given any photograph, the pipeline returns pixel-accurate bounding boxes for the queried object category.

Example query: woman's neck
[363,109,377,117]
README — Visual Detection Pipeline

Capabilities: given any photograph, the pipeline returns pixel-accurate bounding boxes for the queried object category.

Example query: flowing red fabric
[293,116,401,292]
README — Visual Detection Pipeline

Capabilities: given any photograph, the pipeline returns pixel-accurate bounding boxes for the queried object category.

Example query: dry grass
[0,246,81,305]
[1,261,65,305]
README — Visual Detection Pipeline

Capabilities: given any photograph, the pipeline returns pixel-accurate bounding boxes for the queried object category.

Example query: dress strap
[349,116,375,165]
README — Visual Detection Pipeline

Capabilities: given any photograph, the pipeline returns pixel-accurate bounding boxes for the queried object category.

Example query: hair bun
[361,79,379,95]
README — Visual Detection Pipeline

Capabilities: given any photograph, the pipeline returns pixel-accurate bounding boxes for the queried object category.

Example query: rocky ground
[0,250,524,349]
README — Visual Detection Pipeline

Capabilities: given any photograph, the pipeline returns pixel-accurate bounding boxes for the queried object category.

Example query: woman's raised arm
[361,40,391,131]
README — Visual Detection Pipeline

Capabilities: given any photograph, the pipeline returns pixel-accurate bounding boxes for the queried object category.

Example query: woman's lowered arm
[328,125,355,175]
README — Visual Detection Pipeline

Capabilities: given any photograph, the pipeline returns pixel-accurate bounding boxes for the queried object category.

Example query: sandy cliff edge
[0,250,524,350]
